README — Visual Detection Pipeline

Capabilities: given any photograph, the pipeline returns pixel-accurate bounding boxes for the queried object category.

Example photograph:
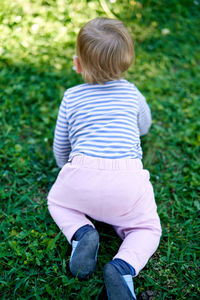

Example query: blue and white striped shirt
[53,79,152,168]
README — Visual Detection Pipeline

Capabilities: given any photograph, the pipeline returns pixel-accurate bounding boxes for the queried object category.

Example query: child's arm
[53,95,71,168]
[137,91,152,136]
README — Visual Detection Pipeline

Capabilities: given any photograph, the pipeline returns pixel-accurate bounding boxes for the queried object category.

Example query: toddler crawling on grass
[47,17,161,299]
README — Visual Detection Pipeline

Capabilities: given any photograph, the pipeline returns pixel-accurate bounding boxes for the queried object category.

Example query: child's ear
[73,57,82,74]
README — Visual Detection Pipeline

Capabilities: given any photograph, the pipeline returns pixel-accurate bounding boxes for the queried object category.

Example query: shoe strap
[122,275,137,299]
[70,240,79,262]
[70,240,99,262]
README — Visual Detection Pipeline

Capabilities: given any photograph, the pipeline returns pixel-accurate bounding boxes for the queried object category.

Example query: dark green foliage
[0,0,199,299]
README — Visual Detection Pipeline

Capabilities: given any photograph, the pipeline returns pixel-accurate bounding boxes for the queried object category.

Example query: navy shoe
[103,262,137,300]
[69,229,99,279]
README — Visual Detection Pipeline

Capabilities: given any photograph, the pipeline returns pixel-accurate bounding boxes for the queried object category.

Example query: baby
[47,17,162,300]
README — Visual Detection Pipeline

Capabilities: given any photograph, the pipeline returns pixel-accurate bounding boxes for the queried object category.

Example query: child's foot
[69,228,99,279]
[103,262,136,300]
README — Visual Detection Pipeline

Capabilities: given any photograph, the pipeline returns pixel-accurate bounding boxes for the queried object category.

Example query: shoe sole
[69,229,99,279]
[103,263,136,300]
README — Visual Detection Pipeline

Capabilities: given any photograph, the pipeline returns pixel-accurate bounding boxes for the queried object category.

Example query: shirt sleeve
[53,94,71,168]
[137,90,152,136]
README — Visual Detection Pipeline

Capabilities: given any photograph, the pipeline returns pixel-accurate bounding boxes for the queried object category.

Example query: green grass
[0,0,199,299]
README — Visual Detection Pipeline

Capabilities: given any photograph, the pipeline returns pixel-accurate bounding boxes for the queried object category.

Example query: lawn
[0,0,199,299]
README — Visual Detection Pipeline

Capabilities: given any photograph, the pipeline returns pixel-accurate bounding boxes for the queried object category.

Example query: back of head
[76,18,134,84]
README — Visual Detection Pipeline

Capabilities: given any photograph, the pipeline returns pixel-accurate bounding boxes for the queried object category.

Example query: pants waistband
[70,155,143,170]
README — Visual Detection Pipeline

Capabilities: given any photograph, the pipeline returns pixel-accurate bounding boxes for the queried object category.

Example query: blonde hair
[76,18,134,84]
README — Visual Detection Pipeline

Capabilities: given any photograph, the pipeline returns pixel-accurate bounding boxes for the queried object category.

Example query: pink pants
[47,154,161,275]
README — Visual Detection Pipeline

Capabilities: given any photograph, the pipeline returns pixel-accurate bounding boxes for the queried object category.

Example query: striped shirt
[53,79,152,168]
